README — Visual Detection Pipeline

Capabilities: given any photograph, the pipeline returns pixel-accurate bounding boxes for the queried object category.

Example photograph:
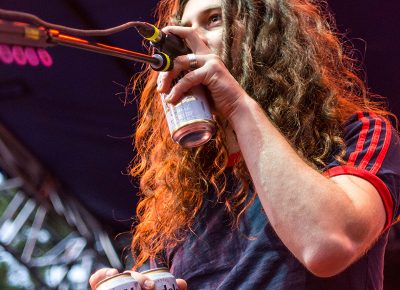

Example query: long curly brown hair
[129,0,391,268]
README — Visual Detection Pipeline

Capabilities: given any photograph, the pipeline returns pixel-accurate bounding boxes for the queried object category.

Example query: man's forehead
[181,0,222,24]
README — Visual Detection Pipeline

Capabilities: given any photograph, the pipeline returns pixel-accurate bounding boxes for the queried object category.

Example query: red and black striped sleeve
[324,111,400,230]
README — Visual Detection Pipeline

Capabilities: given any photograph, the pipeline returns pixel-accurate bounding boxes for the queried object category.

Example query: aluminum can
[141,268,178,290]
[96,272,140,290]
[158,75,215,148]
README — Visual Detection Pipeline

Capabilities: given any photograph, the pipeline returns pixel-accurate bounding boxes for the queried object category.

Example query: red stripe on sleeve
[347,112,370,166]
[370,116,392,175]
[324,165,393,231]
[359,117,382,170]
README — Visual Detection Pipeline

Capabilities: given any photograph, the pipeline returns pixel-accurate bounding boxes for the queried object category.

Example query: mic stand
[0,19,164,69]
[47,29,160,66]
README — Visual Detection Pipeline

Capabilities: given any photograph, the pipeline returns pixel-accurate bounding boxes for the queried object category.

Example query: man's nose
[192,25,208,46]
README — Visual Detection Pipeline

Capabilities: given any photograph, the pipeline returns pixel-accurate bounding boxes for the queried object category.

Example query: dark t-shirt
[143,112,400,289]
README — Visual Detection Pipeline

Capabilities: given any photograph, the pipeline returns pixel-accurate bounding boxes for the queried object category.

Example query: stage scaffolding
[0,123,124,290]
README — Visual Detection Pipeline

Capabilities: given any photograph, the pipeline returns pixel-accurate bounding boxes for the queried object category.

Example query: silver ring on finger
[187,53,198,70]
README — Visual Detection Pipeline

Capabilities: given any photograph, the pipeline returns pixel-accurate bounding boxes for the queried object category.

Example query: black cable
[0,8,143,37]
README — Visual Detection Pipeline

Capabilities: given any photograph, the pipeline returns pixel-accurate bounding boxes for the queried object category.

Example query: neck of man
[224,123,240,154]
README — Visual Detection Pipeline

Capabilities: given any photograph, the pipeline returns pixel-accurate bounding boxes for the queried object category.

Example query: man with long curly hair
[90,0,400,289]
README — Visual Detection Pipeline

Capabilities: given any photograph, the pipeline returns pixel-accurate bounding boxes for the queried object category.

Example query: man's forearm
[228,95,380,276]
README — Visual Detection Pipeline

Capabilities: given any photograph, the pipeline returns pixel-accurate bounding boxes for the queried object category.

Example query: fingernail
[143,279,155,289]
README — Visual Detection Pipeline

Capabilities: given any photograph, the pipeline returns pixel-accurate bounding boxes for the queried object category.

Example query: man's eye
[207,14,222,28]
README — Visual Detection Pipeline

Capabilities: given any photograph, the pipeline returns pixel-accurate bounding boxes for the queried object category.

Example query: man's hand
[89,268,187,290]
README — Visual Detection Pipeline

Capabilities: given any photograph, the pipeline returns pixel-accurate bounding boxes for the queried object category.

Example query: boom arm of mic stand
[0,19,162,68]
[0,19,52,48]
[47,30,161,66]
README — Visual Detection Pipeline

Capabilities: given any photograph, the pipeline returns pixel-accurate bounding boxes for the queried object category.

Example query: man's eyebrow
[180,6,222,27]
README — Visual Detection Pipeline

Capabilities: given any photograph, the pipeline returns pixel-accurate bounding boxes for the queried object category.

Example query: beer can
[158,75,215,148]
[96,272,140,290]
[141,268,178,290]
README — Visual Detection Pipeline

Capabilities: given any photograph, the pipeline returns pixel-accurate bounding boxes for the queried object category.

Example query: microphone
[134,23,191,57]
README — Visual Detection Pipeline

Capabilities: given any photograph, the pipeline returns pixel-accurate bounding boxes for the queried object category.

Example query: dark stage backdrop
[329,0,400,119]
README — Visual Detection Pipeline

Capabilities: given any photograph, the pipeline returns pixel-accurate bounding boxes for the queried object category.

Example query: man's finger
[89,268,119,289]
[166,67,207,104]
[162,26,210,54]
[176,278,188,290]
[124,271,155,290]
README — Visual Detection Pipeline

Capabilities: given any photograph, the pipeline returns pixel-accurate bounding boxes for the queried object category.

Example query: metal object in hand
[187,53,198,70]
[96,273,140,290]
[141,268,178,290]
[158,74,215,148]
